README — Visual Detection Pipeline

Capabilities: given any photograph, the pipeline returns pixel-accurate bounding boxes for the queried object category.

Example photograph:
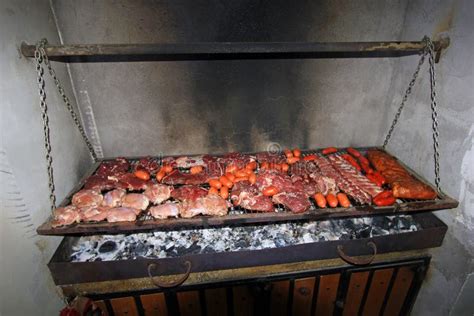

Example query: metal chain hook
[383,36,441,191]
[35,39,56,214]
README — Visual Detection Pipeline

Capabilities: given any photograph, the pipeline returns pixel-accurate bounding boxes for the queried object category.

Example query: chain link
[37,40,98,161]
[383,36,441,191]
[426,37,441,191]
[35,40,56,213]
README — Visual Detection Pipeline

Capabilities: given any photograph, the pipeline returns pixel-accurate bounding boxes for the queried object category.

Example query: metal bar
[20,40,449,62]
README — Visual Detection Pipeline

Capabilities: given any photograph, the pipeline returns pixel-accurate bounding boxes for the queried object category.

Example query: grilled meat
[170,185,208,201]
[121,193,149,210]
[101,189,126,208]
[230,181,274,212]
[51,206,81,227]
[96,157,129,177]
[106,207,140,222]
[180,194,229,218]
[72,189,103,208]
[149,202,180,219]
[367,150,437,200]
[144,184,172,204]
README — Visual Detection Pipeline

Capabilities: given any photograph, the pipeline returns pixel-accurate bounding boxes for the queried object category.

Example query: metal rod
[21,39,449,63]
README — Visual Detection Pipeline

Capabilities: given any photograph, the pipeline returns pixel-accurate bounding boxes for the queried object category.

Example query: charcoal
[99,241,117,253]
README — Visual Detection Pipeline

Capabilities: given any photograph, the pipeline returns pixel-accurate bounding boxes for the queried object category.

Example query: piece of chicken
[72,189,103,208]
[80,206,110,222]
[180,194,228,218]
[149,202,180,219]
[101,189,126,208]
[106,207,140,222]
[51,205,81,227]
[144,184,172,205]
[121,193,149,210]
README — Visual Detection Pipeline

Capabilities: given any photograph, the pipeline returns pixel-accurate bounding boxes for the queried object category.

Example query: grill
[37,146,457,236]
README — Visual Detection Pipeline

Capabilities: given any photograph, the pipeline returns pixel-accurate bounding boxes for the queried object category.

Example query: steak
[218,152,256,169]
[162,170,209,185]
[83,174,118,191]
[170,185,208,201]
[256,152,286,164]
[133,157,161,175]
[116,173,151,191]
[272,191,311,213]
[230,181,274,212]
[96,157,129,177]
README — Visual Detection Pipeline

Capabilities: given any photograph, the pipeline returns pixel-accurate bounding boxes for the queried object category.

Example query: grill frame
[37,146,458,236]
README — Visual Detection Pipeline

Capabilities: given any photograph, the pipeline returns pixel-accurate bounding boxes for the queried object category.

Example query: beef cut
[272,191,311,213]
[162,170,209,185]
[116,173,151,191]
[83,174,118,191]
[96,157,129,177]
[170,185,208,201]
[71,189,103,208]
[230,181,274,212]
[218,152,256,169]
[134,157,161,175]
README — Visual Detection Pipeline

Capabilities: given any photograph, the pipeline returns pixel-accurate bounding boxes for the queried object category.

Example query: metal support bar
[20,39,449,63]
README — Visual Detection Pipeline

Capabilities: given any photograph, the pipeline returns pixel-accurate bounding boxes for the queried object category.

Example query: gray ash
[70,215,420,262]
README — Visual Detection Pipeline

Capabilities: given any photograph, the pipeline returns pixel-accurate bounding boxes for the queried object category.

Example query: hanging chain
[37,39,98,161]
[426,37,441,191]
[383,40,427,147]
[35,39,99,213]
[35,40,56,213]
[383,36,441,191]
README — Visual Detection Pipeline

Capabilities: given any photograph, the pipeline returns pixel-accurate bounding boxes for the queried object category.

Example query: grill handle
[147,260,192,288]
[337,241,377,266]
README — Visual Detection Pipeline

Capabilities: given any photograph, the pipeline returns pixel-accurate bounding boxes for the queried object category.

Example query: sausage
[162,165,173,173]
[208,179,222,189]
[284,149,293,159]
[248,173,257,185]
[337,193,351,208]
[134,170,150,181]
[272,163,282,171]
[322,147,338,155]
[220,186,229,199]
[360,162,374,174]
[367,174,383,187]
[219,175,233,189]
[293,148,301,157]
[245,161,257,170]
[225,172,235,182]
[303,154,316,161]
[260,162,269,170]
[234,169,249,178]
[225,164,238,174]
[287,157,300,164]
[373,172,386,185]
[281,163,289,172]
[208,187,219,195]
[326,194,338,207]
[190,165,203,175]
[314,193,327,208]
[262,186,279,196]
[156,170,166,182]
[233,176,249,183]
[347,147,361,158]
[373,196,396,206]
[374,190,393,200]
[341,154,361,171]
[358,156,370,166]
